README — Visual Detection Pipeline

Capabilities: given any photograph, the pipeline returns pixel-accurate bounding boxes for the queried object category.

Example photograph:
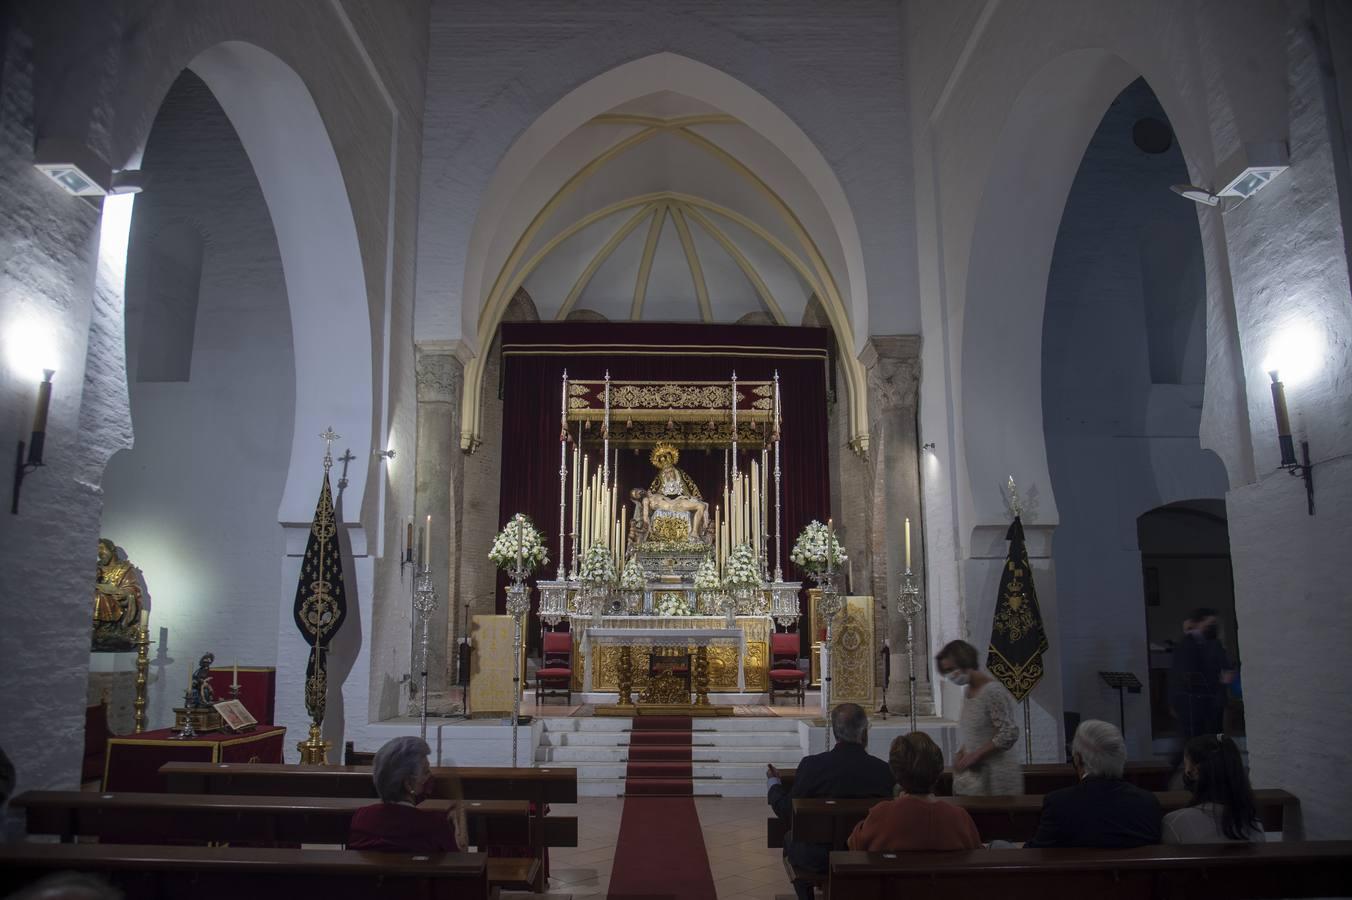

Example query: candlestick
[904,517,912,572]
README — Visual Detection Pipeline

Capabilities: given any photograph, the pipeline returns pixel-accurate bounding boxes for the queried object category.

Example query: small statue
[188,652,216,708]
[92,538,144,652]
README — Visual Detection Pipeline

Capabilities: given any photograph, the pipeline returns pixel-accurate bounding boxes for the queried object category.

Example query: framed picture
[213,699,257,732]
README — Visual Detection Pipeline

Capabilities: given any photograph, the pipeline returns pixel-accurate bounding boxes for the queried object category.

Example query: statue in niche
[632,443,709,544]
[92,538,144,652]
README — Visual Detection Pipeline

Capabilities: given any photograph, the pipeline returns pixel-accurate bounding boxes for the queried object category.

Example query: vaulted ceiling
[511,92,842,325]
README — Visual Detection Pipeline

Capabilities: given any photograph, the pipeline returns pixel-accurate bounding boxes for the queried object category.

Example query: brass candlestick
[133,622,150,733]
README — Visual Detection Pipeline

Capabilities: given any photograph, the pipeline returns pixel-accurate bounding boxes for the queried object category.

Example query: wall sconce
[1268,369,1314,515]
[12,369,54,514]
[374,449,396,461]
[921,442,936,452]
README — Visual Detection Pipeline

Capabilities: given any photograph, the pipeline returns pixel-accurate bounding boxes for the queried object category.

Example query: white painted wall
[1041,79,1229,757]
[102,72,295,731]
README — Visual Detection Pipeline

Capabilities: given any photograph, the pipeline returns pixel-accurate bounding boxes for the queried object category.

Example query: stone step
[537,730,799,748]
[536,745,805,764]
[536,716,801,733]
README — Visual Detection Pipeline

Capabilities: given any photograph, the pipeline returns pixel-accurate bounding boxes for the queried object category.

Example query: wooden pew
[768,789,1300,848]
[0,842,496,900]
[13,790,535,849]
[160,762,576,891]
[826,843,1352,900]
[774,760,1173,796]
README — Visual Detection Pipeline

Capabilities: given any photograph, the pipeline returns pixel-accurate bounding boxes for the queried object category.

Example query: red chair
[768,632,806,705]
[536,630,573,705]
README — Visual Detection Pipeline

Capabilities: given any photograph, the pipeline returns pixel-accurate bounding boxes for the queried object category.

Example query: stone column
[863,336,934,716]
[414,345,463,696]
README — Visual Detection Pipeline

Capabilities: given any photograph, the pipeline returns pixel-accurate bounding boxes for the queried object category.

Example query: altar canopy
[498,323,831,640]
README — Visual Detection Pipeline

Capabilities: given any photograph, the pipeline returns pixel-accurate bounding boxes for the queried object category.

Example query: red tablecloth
[103,726,286,792]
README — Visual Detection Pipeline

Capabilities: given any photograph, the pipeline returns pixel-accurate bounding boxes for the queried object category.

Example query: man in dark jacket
[1168,608,1232,740]
[1025,719,1162,848]
[767,703,895,900]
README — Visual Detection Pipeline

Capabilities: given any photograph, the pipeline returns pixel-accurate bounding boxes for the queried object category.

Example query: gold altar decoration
[809,590,875,703]
[571,616,769,693]
[639,670,690,705]
[469,615,526,716]
[173,705,223,733]
[565,378,773,447]
[133,616,150,733]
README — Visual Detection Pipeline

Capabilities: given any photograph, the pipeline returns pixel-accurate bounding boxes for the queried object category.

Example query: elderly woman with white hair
[348,736,462,852]
[1024,719,1162,848]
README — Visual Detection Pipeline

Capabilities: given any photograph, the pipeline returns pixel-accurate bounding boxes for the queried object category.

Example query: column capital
[416,345,464,404]
[862,335,921,413]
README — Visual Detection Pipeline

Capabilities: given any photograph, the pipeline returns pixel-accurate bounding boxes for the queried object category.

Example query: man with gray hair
[1025,719,1161,848]
[767,703,894,900]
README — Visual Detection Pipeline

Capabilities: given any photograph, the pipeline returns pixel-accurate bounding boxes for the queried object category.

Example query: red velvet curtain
[497,323,830,652]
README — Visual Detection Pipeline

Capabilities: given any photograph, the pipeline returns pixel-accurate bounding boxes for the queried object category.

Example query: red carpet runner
[607,716,718,899]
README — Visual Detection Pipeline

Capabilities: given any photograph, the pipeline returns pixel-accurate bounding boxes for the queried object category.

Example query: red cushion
[769,669,806,680]
[537,668,572,677]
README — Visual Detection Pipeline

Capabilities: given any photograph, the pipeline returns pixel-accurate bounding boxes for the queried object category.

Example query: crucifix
[320,427,341,471]
[336,449,356,490]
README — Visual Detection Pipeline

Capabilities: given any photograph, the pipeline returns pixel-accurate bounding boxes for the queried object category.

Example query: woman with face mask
[348,736,464,852]
[1163,734,1264,843]
[935,639,1024,796]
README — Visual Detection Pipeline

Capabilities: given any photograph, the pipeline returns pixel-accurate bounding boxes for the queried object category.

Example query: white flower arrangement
[578,543,617,587]
[488,513,548,573]
[620,557,647,591]
[693,557,721,591]
[724,543,762,589]
[656,593,693,616]
[790,520,847,576]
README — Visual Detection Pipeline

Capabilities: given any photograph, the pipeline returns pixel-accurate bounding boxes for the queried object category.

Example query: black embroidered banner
[292,469,346,724]
[986,516,1048,702]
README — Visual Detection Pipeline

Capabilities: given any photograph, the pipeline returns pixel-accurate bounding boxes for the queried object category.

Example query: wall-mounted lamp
[12,369,55,514]
[1268,369,1314,515]
[374,449,396,461]
[921,442,936,452]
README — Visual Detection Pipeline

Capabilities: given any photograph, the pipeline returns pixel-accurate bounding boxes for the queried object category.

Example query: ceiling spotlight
[1170,184,1220,207]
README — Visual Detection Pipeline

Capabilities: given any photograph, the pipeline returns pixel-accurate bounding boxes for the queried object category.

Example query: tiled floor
[546,796,792,900]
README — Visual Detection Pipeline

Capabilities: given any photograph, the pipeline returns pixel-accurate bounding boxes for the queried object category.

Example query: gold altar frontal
[570,615,770,694]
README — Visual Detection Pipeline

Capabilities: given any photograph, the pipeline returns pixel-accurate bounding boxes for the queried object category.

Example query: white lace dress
[953,680,1024,796]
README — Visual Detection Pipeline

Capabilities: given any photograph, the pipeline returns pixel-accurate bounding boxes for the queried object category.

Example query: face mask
[945,671,970,686]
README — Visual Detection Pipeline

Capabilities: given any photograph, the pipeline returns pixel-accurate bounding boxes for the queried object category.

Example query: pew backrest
[775,760,1172,796]
[827,842,1352,900]
[769,789,1298,848]
[12,790,550,849]
[0,843,490,900]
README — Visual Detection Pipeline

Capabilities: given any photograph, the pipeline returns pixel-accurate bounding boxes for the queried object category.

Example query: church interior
[1,1,1351,898]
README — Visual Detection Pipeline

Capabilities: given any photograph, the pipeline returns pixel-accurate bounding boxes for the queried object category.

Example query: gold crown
[649,443,680,469]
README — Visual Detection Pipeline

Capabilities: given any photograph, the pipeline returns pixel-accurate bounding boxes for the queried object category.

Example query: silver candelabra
[896,568,924,733]
[815,568,844,752]
[413,567,439,740]
[505,567,531,767]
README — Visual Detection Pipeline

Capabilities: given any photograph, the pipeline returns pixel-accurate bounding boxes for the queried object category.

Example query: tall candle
[827,517,835,571]
[515,516,524,570]
[139,609,148,630]
[904,517,912,572]
[405,518,413,559]
[424,515,432,566]
[233,660,239,687]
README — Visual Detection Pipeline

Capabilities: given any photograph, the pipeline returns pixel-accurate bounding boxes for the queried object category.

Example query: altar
[573,617,762,695]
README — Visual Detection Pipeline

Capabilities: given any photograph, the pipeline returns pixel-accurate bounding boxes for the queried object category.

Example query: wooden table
[103,726,285,792]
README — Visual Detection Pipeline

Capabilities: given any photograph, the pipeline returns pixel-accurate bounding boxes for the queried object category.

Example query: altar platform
[363,705,958,796]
